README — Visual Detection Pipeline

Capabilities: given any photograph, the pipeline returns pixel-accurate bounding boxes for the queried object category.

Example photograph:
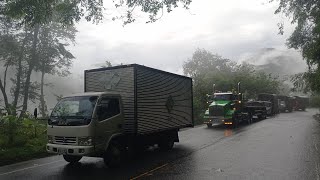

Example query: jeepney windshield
[49,96,98,126]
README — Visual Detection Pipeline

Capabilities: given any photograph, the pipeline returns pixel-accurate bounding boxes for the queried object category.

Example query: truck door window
[97,98,120,121]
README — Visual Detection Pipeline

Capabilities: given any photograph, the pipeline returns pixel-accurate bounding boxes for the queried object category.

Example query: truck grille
[209,106,224,116]
[54,136,77,145]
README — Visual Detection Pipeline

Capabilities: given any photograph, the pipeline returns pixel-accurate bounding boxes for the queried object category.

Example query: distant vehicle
[277,95,293,112]
[261,101,273,116]
[245,101,268,120]
[46,64,193,167]
[293,96,309,111]
[257,93,280,115]
[203,82,262,128]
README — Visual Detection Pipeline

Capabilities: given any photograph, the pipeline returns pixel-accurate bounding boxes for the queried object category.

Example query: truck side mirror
[34,108,38,119]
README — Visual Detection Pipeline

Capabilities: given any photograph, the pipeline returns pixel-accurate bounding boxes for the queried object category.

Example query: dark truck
[244,101,268,120]
[277,95,293,112]
[257,93,280,115]
[293,96,309,111]
[47,64,193,166]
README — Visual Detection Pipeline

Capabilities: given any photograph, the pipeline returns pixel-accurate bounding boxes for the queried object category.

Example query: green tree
[35,22,76,118]
[0,15,28,115]
[3,0,192,26]
[273,0,320,92]
[101,60,113,68]
[0,16,76,117]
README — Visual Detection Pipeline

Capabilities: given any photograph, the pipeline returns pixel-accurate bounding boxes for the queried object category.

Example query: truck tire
[263,114,267,120]
[207,124,212,128]
[257,115,262,120]
[246,114,252,124]
[232,117,238,128]
[104,143,124,168]
[158,139,174,151]
[63,155,82,164]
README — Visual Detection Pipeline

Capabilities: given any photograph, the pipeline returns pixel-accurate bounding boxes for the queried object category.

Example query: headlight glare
[78,137,93,146]
[48,135,53,143]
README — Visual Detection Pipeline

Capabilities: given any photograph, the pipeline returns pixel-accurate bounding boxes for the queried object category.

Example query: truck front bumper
[204,116,226,125]
[47,143,94,156]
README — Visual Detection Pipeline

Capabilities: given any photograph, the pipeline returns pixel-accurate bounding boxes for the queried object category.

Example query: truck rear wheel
[63,155,82,164]
[247,114,253,124]
[158,139,174,151]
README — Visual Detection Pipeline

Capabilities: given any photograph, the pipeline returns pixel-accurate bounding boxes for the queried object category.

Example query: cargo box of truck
[84,64,194,134]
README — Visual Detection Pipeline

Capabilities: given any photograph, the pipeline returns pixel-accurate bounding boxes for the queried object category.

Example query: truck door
[94,96,124,152]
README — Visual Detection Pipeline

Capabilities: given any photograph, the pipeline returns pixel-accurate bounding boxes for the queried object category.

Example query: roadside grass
[314,114,320,121]
[0,116,49,166]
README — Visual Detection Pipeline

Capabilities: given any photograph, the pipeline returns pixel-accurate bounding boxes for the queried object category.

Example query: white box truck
[46,64,193,167]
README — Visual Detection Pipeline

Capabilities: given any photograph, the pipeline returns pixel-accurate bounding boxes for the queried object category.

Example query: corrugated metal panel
[85,67,135,134]
[136,66,193,134]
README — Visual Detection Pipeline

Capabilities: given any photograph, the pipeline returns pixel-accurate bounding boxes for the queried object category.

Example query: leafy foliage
[273,0,320,92]
[310,94,320,107]
[0,116,46,145]
[3,0,103,26]
[0,115,47,165]
[3,0,192,26]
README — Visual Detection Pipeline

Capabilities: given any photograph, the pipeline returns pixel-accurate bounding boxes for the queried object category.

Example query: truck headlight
[78,137,93,146]
[48,135,53,143]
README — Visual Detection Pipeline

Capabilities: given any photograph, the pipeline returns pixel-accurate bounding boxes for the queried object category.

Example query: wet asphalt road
[1,109,319,180]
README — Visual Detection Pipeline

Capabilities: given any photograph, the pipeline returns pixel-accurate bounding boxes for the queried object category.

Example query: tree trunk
[40,69,46,118]
[20,24,40,118]
[0,63,11,114]
[0,79,10,114]
[3,63,9,90]
[12,31,28,116]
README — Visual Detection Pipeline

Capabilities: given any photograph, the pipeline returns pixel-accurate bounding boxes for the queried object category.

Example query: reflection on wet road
[0,109,319,179]
[224,129,233,137]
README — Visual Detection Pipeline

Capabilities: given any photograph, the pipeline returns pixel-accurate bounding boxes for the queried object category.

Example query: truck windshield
[214,94,234,101]
[49,96,98,126]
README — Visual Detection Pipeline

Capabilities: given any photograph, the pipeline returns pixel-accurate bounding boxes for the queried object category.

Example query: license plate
[212,119,222,123]
[58,148,67,155]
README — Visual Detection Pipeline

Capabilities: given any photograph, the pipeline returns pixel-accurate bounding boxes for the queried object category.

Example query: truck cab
[204,92,240,127]
[47,92,124,163]
[204,82,256,128]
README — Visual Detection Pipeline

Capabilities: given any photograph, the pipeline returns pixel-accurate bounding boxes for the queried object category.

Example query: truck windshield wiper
[49,116,92,126]
[48,117,61,125]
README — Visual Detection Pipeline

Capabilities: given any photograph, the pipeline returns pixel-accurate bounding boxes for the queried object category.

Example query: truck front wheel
[63,155,82,164]
[103,143,124,168]
[232,118,238,128]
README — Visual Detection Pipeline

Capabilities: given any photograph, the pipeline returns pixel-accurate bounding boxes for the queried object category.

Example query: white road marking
[0,160,63,176]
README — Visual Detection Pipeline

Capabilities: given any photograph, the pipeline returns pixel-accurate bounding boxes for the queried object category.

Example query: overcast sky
[67,0,298,75]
